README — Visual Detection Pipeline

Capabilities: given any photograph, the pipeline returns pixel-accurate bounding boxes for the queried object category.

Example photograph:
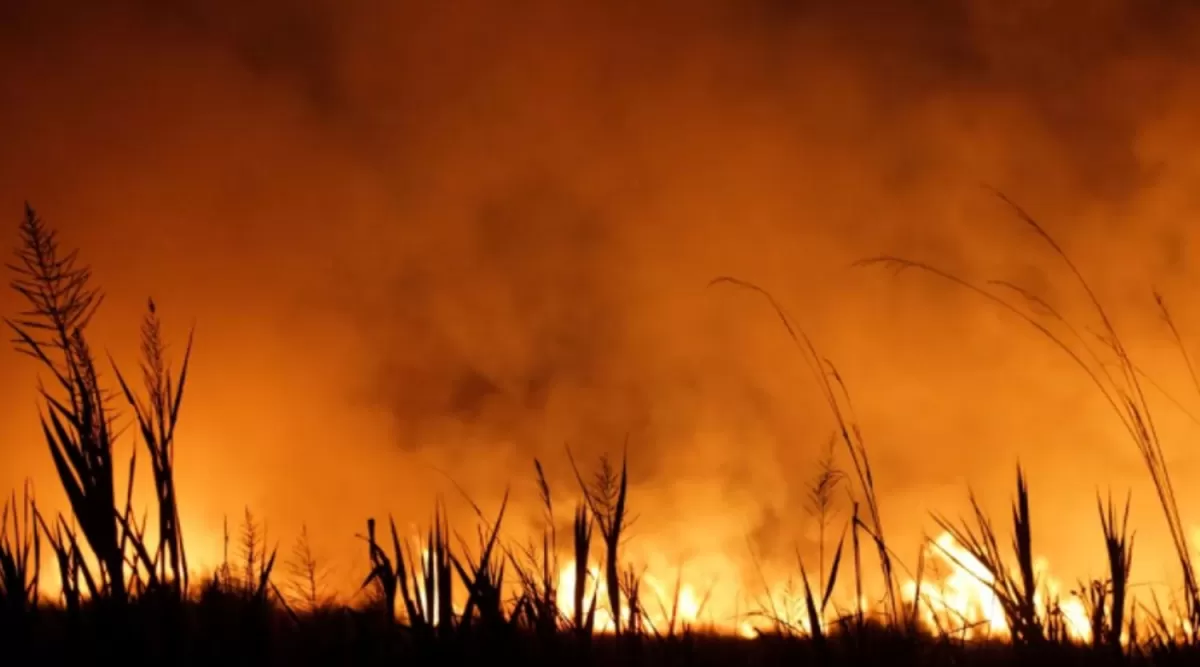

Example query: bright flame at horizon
[23,515,1191,647]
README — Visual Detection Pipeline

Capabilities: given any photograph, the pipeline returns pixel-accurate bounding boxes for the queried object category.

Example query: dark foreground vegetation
[3,200,1200,666]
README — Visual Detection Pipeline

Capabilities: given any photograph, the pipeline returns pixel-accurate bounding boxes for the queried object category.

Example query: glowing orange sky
[3,0,1200,600]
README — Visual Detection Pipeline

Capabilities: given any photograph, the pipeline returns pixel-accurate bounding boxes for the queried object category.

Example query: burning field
[0,201,1193,664]
[8,0,1200,665]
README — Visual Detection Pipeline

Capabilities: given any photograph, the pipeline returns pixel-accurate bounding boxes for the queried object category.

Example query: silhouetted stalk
[433,506,454,633]
[1097,491,1134,653]
[111,300,194,599]
[1012,468,1038,639]
[6,205,130,602]
[237,508,277,603]
[620,565,645,636]
[573,502,597,638]
[362,518,397,623]
[851,501,864,634]
[709,277,900,624]
[285,524,328,612]
[569,444,631,635]
[933,466,1044,645]
[507,461,561,638]
[806,438,845,598]
[0,481,41,648]
[907,545,927,635]
[859,192,1200,640]
[449,490,509,630]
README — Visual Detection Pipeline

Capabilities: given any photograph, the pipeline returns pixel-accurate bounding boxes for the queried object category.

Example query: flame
[536,529,1102,641]
[901,532,1092,642]
[902,532,1009,638]
[554,564,705,633]
[30,518,1195,646]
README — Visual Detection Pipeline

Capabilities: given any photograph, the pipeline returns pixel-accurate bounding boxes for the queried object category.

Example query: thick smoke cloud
[3,0,1200,589]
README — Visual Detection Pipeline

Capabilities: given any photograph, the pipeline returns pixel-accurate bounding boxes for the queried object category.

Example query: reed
[2,200,1200,667]
[858,191,1200,643]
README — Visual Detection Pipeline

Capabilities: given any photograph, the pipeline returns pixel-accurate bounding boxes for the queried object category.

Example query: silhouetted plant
[859,192,1200,643]
[286,524,331,612]
[6,204,130,602]
[806,438,846,598]
[0,482,40,634]
[111,299,193,599]
[508,460,562,639]
[709,276,901,626]
[932,466,1044,645]
[569,445,632,635]
[8,199,1200,665]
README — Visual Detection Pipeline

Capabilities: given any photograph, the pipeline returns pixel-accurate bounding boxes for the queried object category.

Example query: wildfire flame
[900,532,1091,642]
[543,529,1102,641]
[385,529,1103,640]
[24,521,1175,646]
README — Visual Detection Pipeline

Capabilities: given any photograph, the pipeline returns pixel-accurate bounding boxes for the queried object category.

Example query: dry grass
[3,200,1200,665]
[857,191,1200,653]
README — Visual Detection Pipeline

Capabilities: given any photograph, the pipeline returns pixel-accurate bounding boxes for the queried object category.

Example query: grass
[3,198,1200,665]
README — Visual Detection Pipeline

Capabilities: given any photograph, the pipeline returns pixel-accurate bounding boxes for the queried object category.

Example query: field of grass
[3,199,1200,665]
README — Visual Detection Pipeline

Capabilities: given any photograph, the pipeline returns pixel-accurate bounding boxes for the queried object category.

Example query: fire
[555,564,706,633]
[23,513,1171,647]
[902,532,1009,638]
[537,529,1099,641]
[901,532,1092,642]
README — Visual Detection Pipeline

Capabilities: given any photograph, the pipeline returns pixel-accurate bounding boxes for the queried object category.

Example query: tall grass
[708,276,902,629]
[858,191,1200,643]
[285,525,331,612]
[5,204,197,610]
[7,205,130,602]
[569,445,631,635]
[0,482,39,639]
[931,466,1044,645]
[111,300,193,599]
[1092,491,1134,652]
[4,201,1200,666]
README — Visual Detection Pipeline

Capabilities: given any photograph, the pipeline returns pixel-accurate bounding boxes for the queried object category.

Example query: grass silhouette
[2,200,1200,666]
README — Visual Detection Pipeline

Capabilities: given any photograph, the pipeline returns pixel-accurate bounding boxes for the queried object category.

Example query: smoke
[3,0,1200,591]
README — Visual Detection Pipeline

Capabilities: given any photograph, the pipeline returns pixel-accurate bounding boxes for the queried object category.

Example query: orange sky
[3,0,1200,604]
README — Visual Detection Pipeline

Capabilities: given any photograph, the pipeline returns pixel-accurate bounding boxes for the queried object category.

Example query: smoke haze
[3,0,1200,593]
